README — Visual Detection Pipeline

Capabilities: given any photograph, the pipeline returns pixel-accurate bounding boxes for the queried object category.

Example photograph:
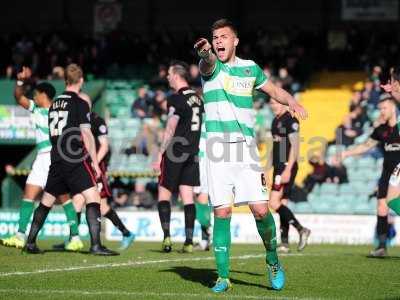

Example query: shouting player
[194,19,307,292]
[22,64,117,255]
[339,95,399,257]
[1,67,82,251]
[54,93,135,251]
[268,98,311,253]
[153,61,203,254]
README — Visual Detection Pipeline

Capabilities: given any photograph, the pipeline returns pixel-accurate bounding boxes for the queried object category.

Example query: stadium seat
[320,183,339,195]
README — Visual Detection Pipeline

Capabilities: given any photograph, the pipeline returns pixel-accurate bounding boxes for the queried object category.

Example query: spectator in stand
[278,67,293,93]
[334,107,366,147]
[349,91,362,112]
[303,154,330,193]
[303,154,348,193]
[149,89,168,119]
[364,79,381,108]
[149,64,169,90]
[131,86,151,118]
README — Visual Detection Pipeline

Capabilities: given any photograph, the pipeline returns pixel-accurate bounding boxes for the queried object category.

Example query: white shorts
[206,141,268,207]
[26,151,51,189]
[194,157,208,195]
[389,162,400,187]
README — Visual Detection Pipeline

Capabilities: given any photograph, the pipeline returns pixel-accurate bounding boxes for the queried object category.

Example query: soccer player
[380,67,400,226]
[0,67,82,251]
[55,93,135,251]
[339,95,400,257]
[268,98,311,253]
[153,61,203,254]
[194,19,307,292]
[22,64,117,255]
[194,121,211,251]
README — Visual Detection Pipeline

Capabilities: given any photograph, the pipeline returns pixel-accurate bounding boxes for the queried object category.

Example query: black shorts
[44,159,97,197]
[159,152,199,193]
[99,161,111,199]
[271,163,298,199]
[377,162,398,199]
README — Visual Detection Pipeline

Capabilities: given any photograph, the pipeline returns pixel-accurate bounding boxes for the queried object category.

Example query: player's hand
[288,99,308,120]
[17,66,32,81]
[281,168,291,184]
[194,38,212,57]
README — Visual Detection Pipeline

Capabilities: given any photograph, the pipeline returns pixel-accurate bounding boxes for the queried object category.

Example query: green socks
[17,199,35,234]
[195,202,211,228]
[213,216,231,279]
[255,212,279,266]
[388,197,400,216]
[62,200,79,236]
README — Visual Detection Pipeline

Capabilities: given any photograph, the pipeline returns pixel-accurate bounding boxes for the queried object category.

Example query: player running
[1,67,82,251]
[268,99,311,253]
[153,61,203,254]
[194,19,307,292]
[339,95,399,257]
[194,121,211,251]
[22,64,117,255]
[54,94,135,251]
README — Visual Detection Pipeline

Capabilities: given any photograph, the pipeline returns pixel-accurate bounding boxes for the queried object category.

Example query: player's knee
[214,207,232,218]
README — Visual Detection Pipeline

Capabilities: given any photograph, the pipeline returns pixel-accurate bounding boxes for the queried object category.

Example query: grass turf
[0,241,399,300]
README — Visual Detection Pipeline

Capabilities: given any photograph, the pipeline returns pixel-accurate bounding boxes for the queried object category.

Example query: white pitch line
[0,288,316,300]
[0,252,312,278]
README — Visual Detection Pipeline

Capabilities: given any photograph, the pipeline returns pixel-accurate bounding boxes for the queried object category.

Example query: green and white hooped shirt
[28,100,51,153]
[201,57,268,145]
[198,117,206,159]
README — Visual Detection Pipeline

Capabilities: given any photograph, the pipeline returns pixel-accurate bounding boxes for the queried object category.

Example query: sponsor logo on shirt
[223,74,255,97]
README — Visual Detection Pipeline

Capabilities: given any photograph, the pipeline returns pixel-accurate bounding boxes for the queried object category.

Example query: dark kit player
[54,93,135,251]
[340,95,400,257]
[23,64,117,255]
[153,61,203,253]
[268,99,311,253]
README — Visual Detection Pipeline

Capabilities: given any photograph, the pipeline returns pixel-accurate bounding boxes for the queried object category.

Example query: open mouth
[217,47,225,55]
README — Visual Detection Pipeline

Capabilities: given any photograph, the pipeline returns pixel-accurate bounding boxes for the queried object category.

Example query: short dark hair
[211,18,238,36]
[391,66,400,82]
[65,63,83,85]
[35,82,56,100]
[169,60,190,82]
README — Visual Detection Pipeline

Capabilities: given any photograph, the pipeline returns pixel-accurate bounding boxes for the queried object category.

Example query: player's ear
[234,37,239,47]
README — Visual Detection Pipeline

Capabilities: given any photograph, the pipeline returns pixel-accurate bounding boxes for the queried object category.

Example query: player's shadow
[366,255,400,260]
[160,266,271,289]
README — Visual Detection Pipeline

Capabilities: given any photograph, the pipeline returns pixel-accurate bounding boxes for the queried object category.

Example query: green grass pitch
[0,241,399,299]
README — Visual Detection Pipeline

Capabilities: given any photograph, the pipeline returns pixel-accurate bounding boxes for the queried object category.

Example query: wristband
[198,48,211,59]
[16,80,24,87]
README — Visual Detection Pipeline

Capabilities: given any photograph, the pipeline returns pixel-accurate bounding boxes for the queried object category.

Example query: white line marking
[0,253,312,278]
[0,288,313,300]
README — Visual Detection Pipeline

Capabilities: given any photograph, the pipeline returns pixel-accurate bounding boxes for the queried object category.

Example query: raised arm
[194,38,217,76]
[341,138,378,160]
[14,67,32,110]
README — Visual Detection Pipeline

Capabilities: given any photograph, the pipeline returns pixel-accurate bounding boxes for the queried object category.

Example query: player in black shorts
[153,61,203,253]
[53,93,135,251]
[268,99,311,253]
[23,64,117,256]
[340,95,400,257]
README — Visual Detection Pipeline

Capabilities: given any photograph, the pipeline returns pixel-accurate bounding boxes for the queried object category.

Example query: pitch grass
[0,241,399,300]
